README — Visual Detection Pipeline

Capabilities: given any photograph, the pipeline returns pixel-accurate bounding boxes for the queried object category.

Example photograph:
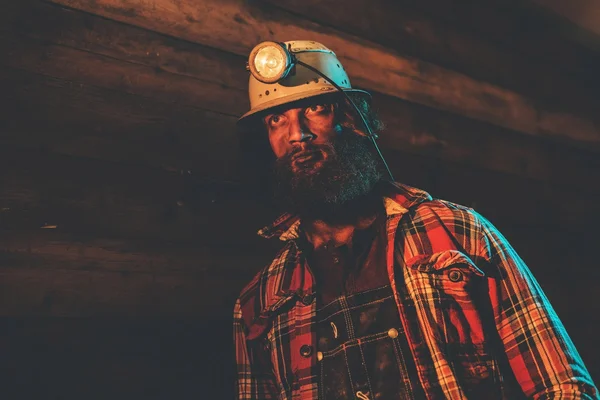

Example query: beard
[272,130,384,224]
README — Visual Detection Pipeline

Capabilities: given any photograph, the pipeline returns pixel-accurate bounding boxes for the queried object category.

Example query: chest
[260,225,499,399]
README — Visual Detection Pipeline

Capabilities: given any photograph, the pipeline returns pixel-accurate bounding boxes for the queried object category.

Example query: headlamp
[247,41,295,83]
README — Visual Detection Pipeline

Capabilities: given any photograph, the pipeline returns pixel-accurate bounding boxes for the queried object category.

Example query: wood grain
[530,0,600,37]
[0,32,248,117]
[0,317,233,398]
[0,147,281,245]
[0,264,248,317]
[2,2,599,187]
[260,0,599,119]
[37,0,600,148]
[3,61,599,193]
[402,0,600,75]
[0,0,247,92]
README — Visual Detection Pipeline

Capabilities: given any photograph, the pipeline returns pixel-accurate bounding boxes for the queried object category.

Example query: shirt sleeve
[233,298,279,399]
[474,211,599,399]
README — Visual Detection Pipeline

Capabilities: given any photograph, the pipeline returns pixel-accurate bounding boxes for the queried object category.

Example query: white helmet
[238,40,370,124]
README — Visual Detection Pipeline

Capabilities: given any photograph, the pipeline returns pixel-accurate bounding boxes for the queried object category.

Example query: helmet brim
[237,87,371,126]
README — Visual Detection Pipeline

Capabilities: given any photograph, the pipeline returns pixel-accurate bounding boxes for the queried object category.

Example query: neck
[300,187,383,250]
[302,213,378,250]
[294,181,386,249]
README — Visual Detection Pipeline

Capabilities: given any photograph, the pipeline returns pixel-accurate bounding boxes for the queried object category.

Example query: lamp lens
[254,46,285,79]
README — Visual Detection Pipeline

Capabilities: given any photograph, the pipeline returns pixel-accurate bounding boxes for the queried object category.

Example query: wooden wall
[1,0,599,397]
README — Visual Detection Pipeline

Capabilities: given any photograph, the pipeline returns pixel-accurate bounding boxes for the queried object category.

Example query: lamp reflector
[248,42,292,83]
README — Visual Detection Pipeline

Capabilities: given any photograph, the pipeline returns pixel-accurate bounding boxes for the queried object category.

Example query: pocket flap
[244,293,298,341]
[406,250,485,276]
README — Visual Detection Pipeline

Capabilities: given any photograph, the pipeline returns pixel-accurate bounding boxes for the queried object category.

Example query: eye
[305,104,327,115]
[265,113,285,128]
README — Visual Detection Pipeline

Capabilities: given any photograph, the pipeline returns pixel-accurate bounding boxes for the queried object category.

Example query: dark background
[1,0,599,398]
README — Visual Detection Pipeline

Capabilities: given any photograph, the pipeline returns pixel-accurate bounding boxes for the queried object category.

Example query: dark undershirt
[299,208,388,306]
[297,207,426,399]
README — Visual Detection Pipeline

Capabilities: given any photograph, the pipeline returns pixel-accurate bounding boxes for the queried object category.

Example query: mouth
[291,150,323,165]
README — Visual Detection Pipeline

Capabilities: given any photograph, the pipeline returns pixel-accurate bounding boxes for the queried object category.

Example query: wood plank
[432,158,600,230]
[531,0,600,37]
[0,231,275,276]
[0,232,274,318]
[0,67,244,176]
[0,32,248,117]
[39,0,600,148]
[375,93,600,195]
[0,146,280,245]
[403,0,600,76]
[0,317,234,398]
[0,149,277,317]
[3,63,600,195]
[261,0,599,119]
[0,0,248,95]
[7,0,597,118]
[386,150,600,229]
[1,2,598,187]
[0,266,246,317]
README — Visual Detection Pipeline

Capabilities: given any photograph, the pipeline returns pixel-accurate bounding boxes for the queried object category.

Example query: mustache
[271,131,383,222]
[285,143,333,162]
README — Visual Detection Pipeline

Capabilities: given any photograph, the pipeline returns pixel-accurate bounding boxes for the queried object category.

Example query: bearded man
[233,40,598,399]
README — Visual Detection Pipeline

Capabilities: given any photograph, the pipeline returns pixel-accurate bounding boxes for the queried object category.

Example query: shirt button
[387,328,399,339]
[333,256,340,263]
[317,351,323,361]
[301,293,315,306]
[300,344,313,358]
[448,269,463,282]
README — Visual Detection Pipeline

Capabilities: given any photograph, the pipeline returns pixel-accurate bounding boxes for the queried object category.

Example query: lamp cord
[296,60,395,182]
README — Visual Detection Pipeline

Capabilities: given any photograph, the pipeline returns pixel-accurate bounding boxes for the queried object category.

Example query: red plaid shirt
[233,182,598,399]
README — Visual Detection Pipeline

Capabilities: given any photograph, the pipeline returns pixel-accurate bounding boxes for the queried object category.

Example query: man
[233,40,598,399]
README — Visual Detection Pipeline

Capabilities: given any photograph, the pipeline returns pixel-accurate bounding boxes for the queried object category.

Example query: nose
[288,113,315,144]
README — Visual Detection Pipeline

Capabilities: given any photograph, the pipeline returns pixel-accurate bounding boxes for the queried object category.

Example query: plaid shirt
[233,182,598,399]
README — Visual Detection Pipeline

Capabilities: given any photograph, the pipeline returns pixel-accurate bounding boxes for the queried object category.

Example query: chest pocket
[405,250,488,345]
[405,250,502,396]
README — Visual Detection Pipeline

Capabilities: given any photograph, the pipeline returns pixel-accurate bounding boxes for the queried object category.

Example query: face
[265,98,383,222]
[264,102,337,164]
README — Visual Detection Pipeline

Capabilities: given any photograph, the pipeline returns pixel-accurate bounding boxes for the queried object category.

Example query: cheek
[306,117,337,140]
[268,131,289,158]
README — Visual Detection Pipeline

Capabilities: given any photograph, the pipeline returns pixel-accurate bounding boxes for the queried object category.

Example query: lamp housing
[247,41,294,84]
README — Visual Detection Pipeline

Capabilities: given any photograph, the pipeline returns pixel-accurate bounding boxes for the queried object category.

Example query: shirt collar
[257,181,432,241]
[254,181,432,316]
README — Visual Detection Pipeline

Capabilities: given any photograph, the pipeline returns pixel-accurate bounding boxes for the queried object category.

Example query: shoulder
[383,181,483,229]
[396,197,487,256]
[238,241,295,298]
[408,197,483,228]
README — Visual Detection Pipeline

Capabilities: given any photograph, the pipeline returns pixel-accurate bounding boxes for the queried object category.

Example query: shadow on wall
[0,317,235,400]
